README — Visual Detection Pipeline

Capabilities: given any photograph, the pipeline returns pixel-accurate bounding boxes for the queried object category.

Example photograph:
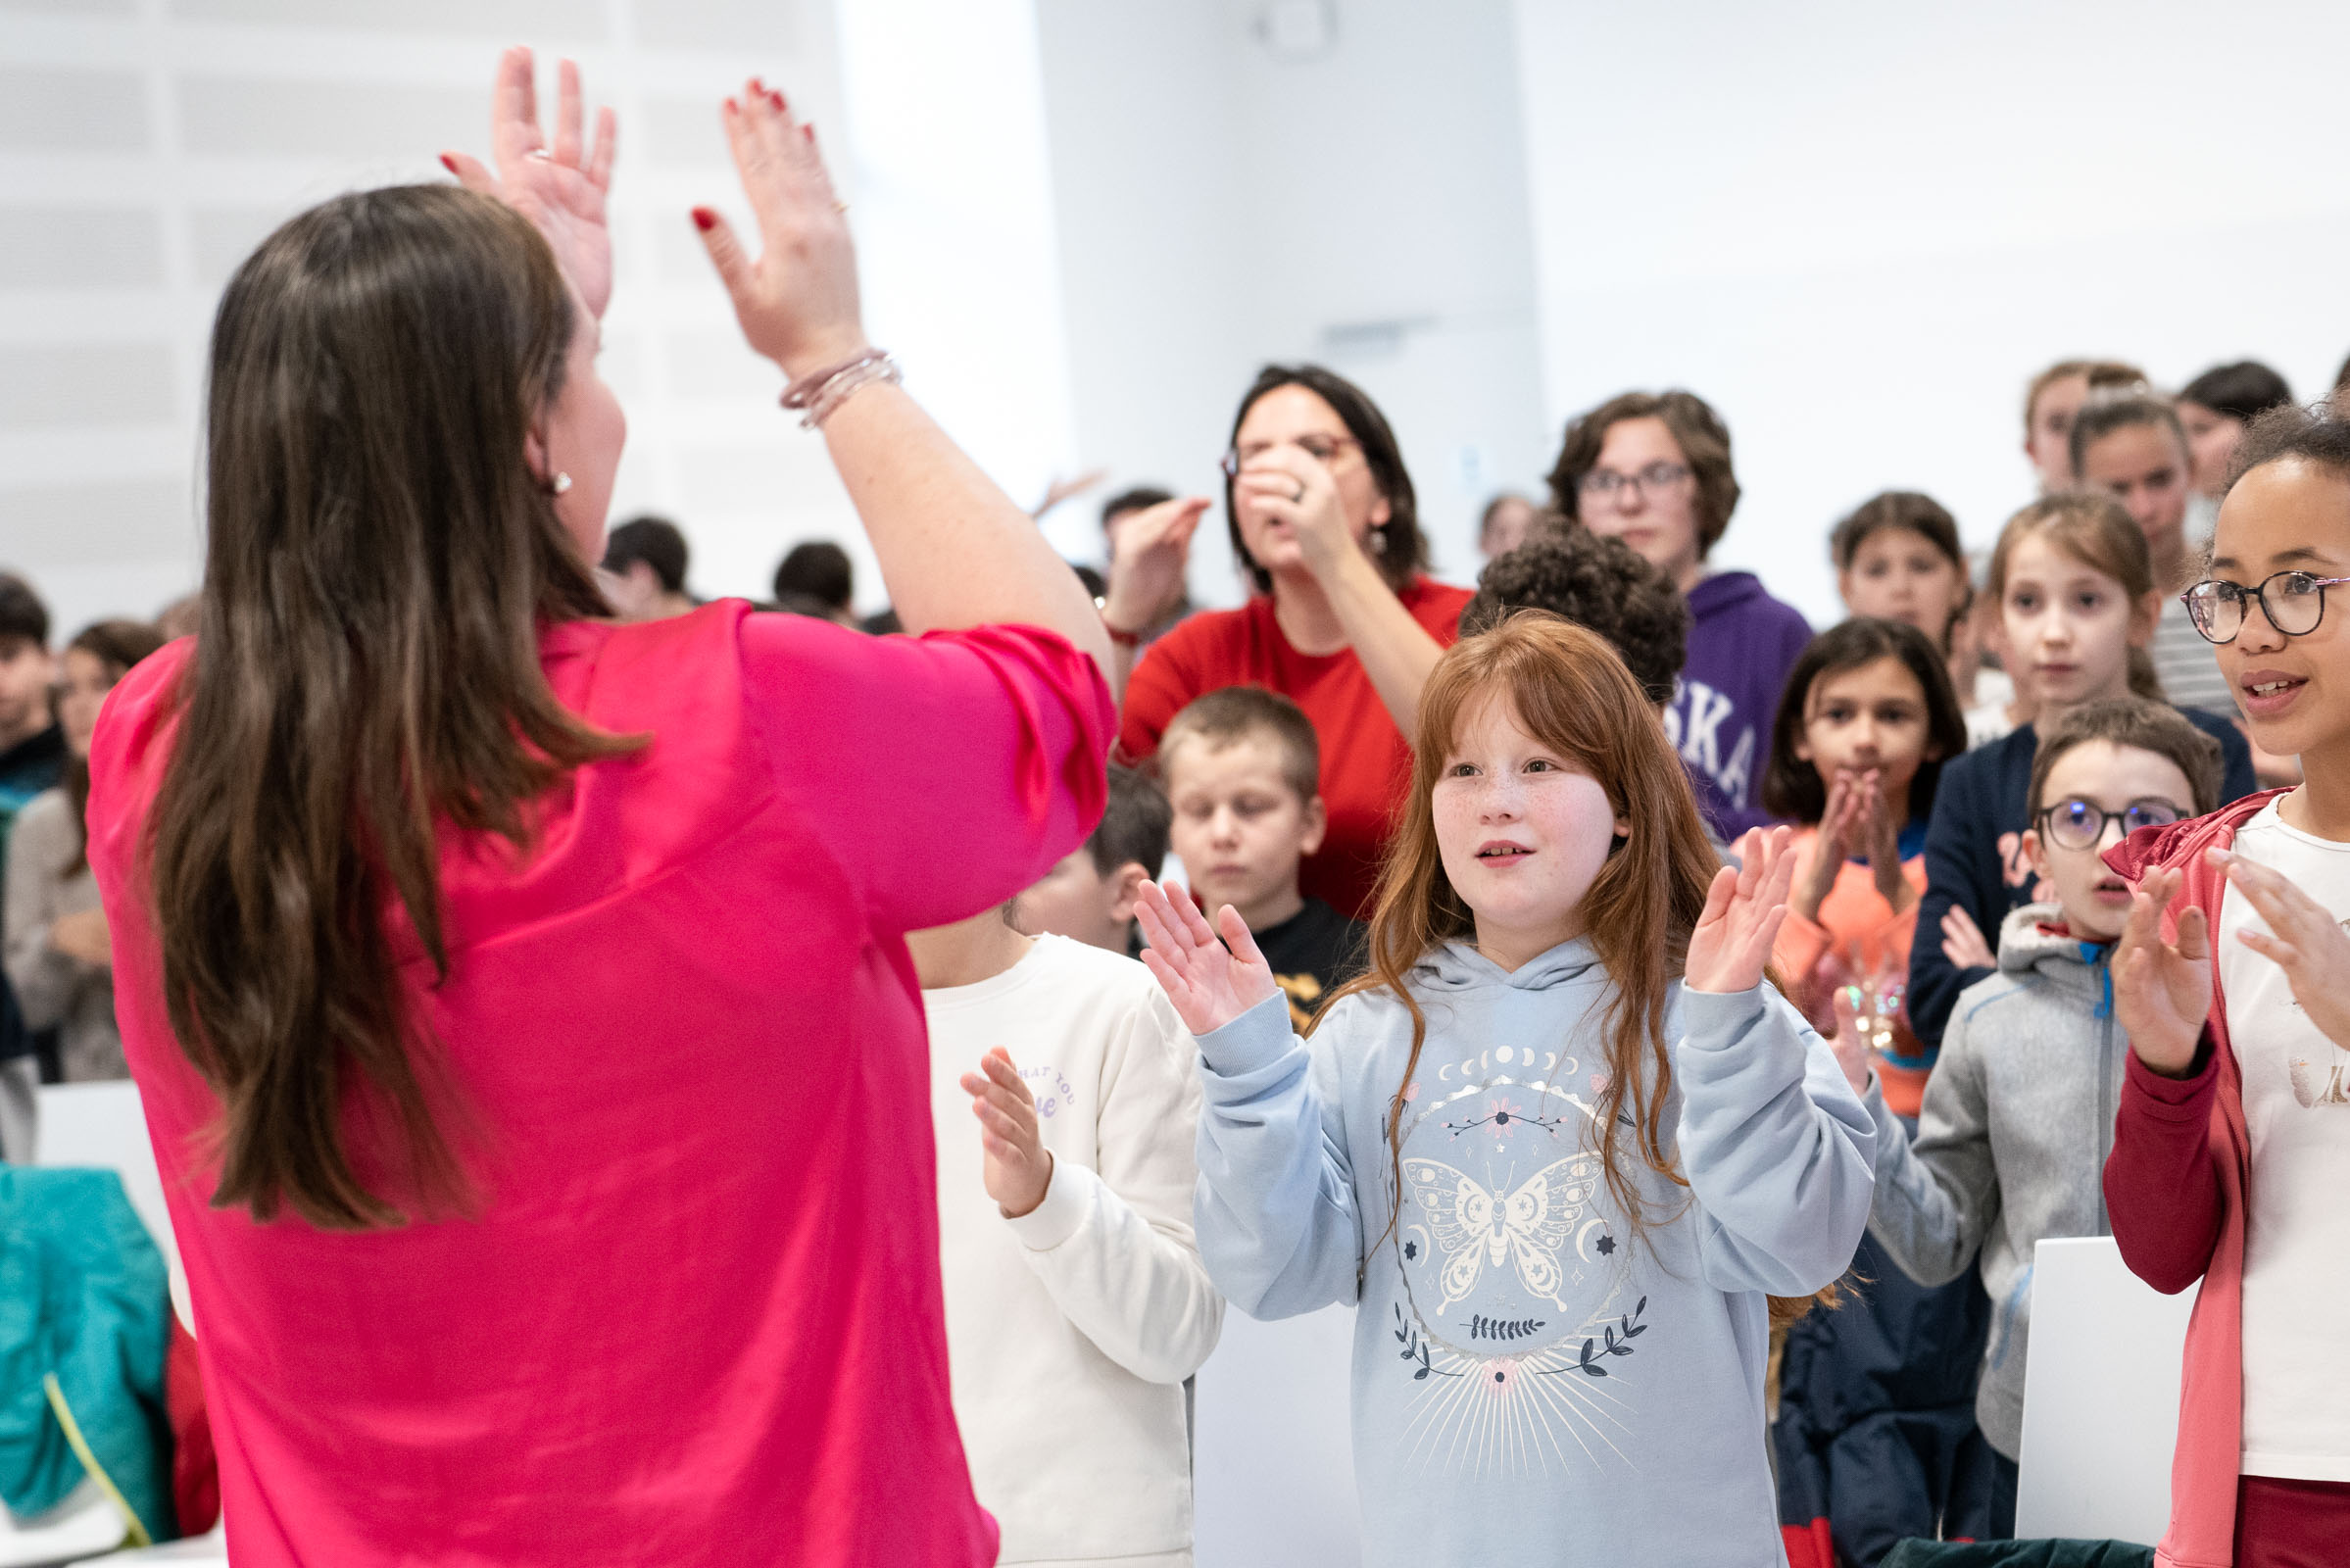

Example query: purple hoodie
[1669,570,1811,840]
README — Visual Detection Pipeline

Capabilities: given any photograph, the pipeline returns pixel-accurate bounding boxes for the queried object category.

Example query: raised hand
[691,80,868,380]
[2215,848,2350,1052]
[1686,825,1798,995]
[1135,880,1280,1037]
[2111,864,2213,1077]
[960,1048,1053,1218]
[1827,984,1872,1095]
[1233,447,1356,581]
[443,48,617,318]
[1102,497,1208,635]
[1939,903,1996,972]
[1791,771,1861,924]
[1860,771,1916,915]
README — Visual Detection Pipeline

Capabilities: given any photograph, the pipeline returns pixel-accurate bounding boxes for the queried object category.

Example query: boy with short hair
[909,903,1223,1568]
[1833,697,2224,1537]
[1158,687,1362,1029]
[0,573,57,1161]
[1016,763,1170,954]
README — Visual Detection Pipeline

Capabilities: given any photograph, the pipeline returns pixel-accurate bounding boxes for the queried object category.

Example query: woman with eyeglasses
[2108,402,2350,1568]
[1116,366,1473,919]
[1546,390,1812,841]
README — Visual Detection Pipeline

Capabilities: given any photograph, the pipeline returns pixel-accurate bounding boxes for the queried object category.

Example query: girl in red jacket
[2107,403,2350,1568]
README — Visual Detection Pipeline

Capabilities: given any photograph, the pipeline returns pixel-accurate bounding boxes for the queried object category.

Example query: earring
[1368,527,1388,554]
[549,471,573,495]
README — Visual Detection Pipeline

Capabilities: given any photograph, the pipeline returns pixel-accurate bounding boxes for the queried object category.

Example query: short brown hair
[1546,390,1741,557]
[1459,529,1688,705]
[2069,391,2186,479]
[1159,686,1321,805]
[2024,359,2147,435]
[2027,698,2223,820]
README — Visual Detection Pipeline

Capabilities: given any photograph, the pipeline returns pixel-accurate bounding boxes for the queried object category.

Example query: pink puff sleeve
[740,614,1117,934]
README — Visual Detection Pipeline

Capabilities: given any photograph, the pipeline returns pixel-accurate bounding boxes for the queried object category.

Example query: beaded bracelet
[780,349,902,430]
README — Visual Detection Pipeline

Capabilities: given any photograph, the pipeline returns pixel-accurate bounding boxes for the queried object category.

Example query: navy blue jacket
[1906,711,2255,1052]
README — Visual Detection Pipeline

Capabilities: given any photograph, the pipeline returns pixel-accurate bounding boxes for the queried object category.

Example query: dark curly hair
[1458,528,1689,705]
[2226,400,2350,494]
[1224,365,1426,595]
[1759,617,1967,825]
[1545,390,1740,557]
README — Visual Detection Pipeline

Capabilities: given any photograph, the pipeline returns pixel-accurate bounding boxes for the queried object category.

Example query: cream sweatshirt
[925,934,1224,1568]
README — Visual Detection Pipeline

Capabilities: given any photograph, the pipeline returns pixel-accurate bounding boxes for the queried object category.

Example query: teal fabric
[0,1164,174,1539]
[1883,1539,2155,1567]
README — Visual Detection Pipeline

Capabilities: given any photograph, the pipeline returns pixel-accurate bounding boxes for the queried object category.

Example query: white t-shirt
[2219,800,2350,1480]
[924,934,1224,1568]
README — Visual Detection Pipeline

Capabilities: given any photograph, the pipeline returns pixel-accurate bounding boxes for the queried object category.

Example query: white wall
[0,0,1011,639]
[1512,0,2350,627]
[1035,0,1547,604]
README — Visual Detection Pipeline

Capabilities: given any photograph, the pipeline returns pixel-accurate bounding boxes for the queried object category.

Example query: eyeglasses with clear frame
[1576,461,1691,503]
[1219,433,1359,477]
[2179,570,2350,645]
[2034,796,2188,853]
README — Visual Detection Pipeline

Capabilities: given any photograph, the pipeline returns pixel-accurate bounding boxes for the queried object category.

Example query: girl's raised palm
[1686,825,1799,995]
[2111,865,2212,1077]
[1136,880,1281,1037]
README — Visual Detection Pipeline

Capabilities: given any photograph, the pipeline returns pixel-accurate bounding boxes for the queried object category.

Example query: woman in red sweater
[1117,367,1473,917]
[87,52,1113,1567]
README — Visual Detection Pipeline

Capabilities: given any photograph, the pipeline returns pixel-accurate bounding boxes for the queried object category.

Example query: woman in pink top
[85,51,1113,1567]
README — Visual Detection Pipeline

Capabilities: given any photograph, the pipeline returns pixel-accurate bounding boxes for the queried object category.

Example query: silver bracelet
[788,352,902,430]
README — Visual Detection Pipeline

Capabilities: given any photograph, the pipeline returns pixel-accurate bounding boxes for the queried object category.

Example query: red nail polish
[438,153,456,173]
[691,207,717,231]
[723,97,738,115]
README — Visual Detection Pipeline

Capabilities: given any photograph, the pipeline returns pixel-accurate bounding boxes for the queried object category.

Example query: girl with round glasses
[2109,402,2350,1565]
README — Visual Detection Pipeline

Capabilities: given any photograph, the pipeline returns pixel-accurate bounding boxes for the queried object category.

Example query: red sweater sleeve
[2103,1032,2226,1295]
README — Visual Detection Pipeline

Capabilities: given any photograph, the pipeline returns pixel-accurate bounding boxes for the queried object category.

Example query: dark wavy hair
[2225,400,2350,494]
[1224,365,1425,595]
[1760,617,1967,825]
[1546,390,1740,557]
[147,185,643,1230]
[1458,528,1688,704]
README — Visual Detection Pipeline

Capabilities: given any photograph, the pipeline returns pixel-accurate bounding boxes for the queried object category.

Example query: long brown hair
[1323,612,1836,1322]
[146,185,641,1230]
[1321,612,1723,1250]
[61,619,168,877]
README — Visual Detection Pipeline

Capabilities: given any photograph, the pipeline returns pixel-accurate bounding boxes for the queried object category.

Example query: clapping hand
[960,1049,1053,1218]
[1135,880,1280,1037]
[691,80,869,380]
[1686,826,1798,995]
[2214,848,2350,1053]
[443,48,617,318]
[2111,865,2212,1077]
[1939,903,1996,972]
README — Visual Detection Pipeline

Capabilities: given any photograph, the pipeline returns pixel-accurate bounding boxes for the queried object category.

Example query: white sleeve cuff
[1004,1153,1096,1252]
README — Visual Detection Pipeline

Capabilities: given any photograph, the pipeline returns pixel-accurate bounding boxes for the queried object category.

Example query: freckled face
[1432,694,1626,955]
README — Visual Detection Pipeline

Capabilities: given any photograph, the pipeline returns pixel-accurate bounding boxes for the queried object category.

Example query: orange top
[1772,825,1932,1117]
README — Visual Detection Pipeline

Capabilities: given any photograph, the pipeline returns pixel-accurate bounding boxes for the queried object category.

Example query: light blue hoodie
[1192,938,1874,1568]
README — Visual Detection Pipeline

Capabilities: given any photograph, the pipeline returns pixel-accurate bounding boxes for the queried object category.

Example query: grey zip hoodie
[1862,902,2129,1460]
[1192,937,1874,1567]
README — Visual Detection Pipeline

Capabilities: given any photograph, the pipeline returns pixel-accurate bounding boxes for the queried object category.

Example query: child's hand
[960,1048,1053,1219]
[1791,772,1859,925]
[1939,904,1996,972]
[2214,848,2350,1052]
[2112,865,2213,1078]
[1827,984,1873,1096]
[1859,772,1916,916]
[1135,879,1281,1036]
[1686,825,1797,995]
